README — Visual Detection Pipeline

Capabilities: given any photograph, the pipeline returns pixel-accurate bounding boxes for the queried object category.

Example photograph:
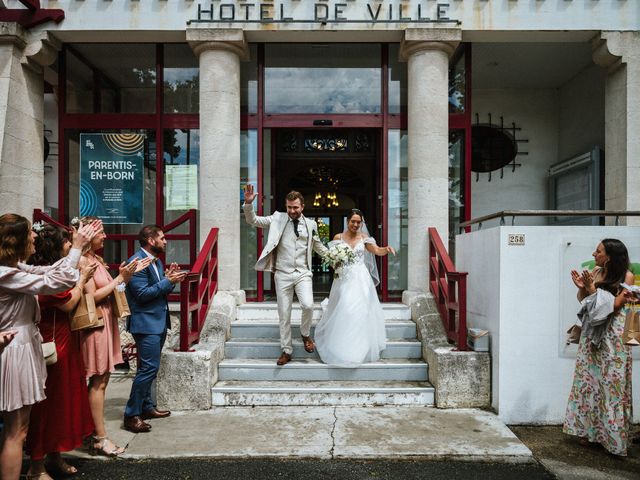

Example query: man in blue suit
[123,225,186,433]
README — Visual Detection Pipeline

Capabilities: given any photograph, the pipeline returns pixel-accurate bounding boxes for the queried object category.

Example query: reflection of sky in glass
[266,68,381,113]
[163,129,200,166]
[265,44,381,114]
[164,68,198,85]
[388,44,407,114]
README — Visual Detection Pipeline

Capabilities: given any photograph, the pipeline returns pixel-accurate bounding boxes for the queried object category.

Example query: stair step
[237,302,411,321]
[211,380,434,406]
[225,339,422,359]
[230,320,417,340]
[217,358,428,381]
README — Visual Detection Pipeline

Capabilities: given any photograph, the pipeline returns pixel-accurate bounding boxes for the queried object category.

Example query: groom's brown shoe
[277,352,292,366]
[301,335,315,353]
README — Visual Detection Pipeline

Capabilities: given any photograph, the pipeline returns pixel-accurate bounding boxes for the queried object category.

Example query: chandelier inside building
[313,191,339,208]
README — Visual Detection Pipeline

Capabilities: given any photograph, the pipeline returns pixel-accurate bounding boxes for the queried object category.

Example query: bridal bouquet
[322,243,356,278]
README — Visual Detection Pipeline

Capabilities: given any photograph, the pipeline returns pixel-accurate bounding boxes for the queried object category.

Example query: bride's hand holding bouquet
[322,243,356,278]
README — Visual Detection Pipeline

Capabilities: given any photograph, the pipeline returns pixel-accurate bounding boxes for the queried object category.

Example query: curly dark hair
[28,224,70,266]
[596,238,630,295]
[0,213,31,266]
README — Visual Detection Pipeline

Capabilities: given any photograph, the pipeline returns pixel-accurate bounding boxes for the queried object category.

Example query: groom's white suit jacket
[243,203,327,273]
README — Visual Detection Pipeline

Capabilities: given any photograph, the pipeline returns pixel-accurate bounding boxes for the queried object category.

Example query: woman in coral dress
[78,217,151,457]
[0,214,97,480]
[25,224,97,479]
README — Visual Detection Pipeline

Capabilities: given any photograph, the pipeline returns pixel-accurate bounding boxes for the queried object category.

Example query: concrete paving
[66,375,533,462]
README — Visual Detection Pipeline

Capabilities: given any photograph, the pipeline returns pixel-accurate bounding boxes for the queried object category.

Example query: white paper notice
[166,164,198,210]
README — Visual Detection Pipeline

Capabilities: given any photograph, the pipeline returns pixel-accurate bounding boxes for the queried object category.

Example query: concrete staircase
[211,302,434,406]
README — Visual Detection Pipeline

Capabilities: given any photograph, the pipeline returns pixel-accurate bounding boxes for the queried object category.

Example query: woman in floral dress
[563,238,635,456]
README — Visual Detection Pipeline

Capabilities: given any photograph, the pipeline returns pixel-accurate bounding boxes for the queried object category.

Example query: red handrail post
[428,227,470,351]
[178,227,219,352]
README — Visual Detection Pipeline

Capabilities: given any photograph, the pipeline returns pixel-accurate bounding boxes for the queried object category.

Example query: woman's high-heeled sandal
[24,473,51,480]
[89,435,125,457]
[45,455,78,475]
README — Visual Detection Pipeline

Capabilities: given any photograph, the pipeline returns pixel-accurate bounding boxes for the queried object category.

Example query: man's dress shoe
[277,352,292,366]
[124,415,152,433]
[141,408,171,420]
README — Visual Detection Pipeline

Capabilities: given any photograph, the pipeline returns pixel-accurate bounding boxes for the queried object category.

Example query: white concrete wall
[471,89,559,228]
[558,65,606,162]
[457,226,640,424]
[12,1,639,36]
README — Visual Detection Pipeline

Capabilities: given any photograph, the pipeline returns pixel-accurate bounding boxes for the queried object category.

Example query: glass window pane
[265,44,381,114]
[387,129,408,293]
[389,44,407,115]
[65,129,157,264]
[164,44,199,114]
[262,129,272,294]
[66,44,156,114]
[163,129,200,236]
[449,51,465,114]
[449,130,465,254]
[65,49,93,113]
[240,130,258,293]
[241,44,258,115]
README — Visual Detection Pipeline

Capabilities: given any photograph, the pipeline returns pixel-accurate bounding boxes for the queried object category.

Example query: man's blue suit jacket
[125,249,174,335]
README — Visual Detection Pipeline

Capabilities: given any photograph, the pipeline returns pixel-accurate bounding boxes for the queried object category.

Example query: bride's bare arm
[363,236,396,256]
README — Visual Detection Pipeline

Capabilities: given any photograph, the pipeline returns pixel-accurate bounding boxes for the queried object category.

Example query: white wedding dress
[315,237,386,366]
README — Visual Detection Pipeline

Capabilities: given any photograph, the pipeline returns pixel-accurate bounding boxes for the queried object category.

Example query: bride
[315,209,396,366]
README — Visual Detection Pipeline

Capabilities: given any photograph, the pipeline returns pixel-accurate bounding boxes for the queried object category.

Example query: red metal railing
[428,227,470,351]
[105,210,197,302]
[33,209,68,230]
[179,228,219,352]
[33,210,198,303]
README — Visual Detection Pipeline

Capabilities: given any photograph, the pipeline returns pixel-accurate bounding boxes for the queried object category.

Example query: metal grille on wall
[472,113,528,182]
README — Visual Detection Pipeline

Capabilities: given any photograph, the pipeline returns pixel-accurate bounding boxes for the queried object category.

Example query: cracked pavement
[63,375,532,461]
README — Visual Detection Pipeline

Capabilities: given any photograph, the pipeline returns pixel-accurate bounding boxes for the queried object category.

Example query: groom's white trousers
[274,270,314,355]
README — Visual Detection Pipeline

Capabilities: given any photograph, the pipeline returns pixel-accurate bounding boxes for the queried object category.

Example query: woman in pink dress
[25,224,98,479]
[0,214,97,480]
[78,217,151,457]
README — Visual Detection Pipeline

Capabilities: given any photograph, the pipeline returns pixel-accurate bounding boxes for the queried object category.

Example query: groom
[243,185,328,365]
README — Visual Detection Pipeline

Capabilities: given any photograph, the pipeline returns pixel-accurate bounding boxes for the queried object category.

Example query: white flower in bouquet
[322,243,356,278]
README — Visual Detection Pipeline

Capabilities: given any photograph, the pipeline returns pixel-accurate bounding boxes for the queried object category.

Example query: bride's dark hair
[347,209,364,223]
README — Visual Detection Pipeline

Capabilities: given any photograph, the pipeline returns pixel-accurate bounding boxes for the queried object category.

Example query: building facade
[1,0,639,299]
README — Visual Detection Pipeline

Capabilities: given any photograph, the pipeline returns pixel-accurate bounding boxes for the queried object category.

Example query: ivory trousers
[274,270,314,354]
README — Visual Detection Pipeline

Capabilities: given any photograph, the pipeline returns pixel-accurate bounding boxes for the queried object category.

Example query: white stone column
[187,29,248,291]
[592,32,640,226]
[0,24,59,218]
[400,28,460,292]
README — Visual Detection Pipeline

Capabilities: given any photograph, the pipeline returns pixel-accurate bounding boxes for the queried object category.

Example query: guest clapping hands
[77,217,152,457]
[0,214,97,480]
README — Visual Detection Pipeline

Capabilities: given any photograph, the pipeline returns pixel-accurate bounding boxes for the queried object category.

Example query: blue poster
[79,133,145,224]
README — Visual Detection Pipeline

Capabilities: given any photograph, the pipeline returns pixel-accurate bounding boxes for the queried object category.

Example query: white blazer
[243,203,327,272]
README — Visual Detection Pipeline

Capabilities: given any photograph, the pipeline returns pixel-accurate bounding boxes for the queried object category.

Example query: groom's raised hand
[243,184,257,204]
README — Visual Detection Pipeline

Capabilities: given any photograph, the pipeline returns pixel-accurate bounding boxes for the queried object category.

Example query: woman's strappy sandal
[24,473,51,480]
[89,435,125,457]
